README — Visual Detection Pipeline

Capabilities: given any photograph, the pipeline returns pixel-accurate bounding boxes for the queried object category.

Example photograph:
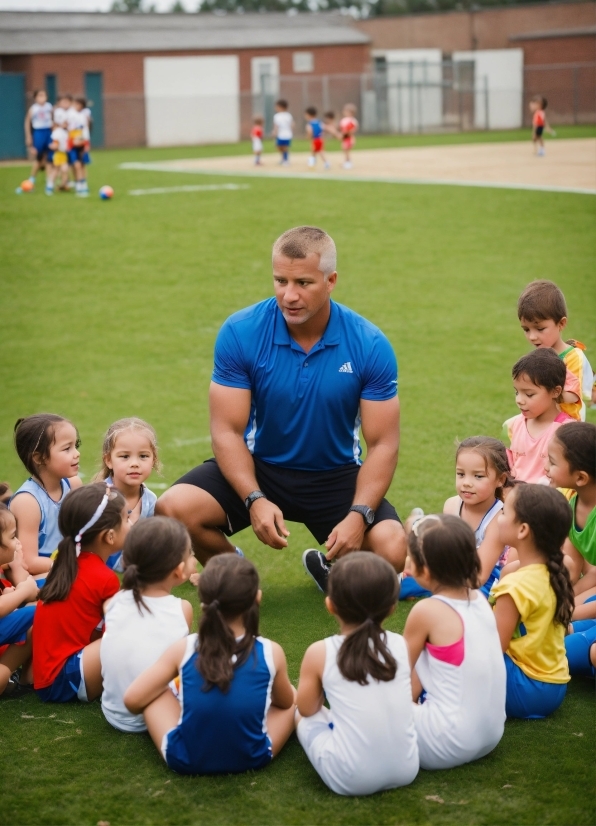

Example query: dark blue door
[85,72,104,148]
[0,73,26,159]
[45,74,57,105]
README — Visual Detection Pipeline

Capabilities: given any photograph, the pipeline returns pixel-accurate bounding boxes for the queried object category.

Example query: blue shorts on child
[35,650,88,703]
[565,595,596,679]
[504,653,566,719]
[0,605,35,645]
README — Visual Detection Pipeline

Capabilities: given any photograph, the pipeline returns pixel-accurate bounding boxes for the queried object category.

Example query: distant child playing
[503,349,574,484]
[0,504,38,698]
[339,104,358,169]
[491,484,574,718]
[296,553,418,795]
[304,107,329,169]
[66,97,90,197]
[518,279,593,421]
[46,118,70,195]
[273,99,294,166]
[11,414,82,579]
[404,515,506,769]
[33,484,129,703]
[24,89,53,190]
[93,417,159,571]
[251,116,264,166]
[529,95,554,156]
[101,517,194,732]
[124,554,296,775]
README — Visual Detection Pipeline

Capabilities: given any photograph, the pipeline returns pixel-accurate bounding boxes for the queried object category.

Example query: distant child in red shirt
[339,104,359,170]
[251,116,264,166]
[305,107,330,170]
[33,483,130,703]
[529,96,555,157]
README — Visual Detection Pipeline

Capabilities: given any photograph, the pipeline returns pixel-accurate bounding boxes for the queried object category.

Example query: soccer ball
[99,185,114,200]
[17,179,34,193]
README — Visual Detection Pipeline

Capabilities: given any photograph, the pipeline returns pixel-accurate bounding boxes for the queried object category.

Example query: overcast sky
[0,0,192,10]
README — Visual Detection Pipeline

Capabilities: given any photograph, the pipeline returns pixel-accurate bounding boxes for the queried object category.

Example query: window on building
[293,52,314,73]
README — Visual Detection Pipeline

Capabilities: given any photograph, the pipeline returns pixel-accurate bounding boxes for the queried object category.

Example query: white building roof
[0,10,370,54]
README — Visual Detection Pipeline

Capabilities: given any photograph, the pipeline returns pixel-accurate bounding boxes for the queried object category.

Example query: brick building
[0,11,370,148]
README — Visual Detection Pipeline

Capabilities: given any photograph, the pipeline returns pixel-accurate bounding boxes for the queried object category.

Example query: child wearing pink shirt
[503,349,574,485]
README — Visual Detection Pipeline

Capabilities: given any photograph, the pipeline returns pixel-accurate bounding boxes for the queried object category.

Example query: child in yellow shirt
[490,483,574,718]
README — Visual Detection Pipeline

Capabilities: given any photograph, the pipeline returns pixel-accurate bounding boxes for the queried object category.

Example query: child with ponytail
[296,552,418,796]
[403,516,506,770]
[124,555,295,775]
[401,436,511,600]
[491,483,574,718]
[33,484,129,703]
[94,418,160,571]
[100,517,194,732]
[545,421,596,678]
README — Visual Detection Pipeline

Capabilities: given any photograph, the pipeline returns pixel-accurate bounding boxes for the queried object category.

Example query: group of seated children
[25,89,91,197]
[0,279,594,797]
[251,100,358,170]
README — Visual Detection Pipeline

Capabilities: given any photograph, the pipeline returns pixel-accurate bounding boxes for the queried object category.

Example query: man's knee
[155,484,224,528]
[364,519,407,573]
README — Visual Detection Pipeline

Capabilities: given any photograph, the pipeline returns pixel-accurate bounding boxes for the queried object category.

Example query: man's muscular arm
[326,396,399,560]
[209,382,289,549]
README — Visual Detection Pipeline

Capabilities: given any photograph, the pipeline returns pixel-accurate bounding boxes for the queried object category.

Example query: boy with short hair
[251,116,264,166]
[304,106,329,170]
[503,348,575,485]
[518,279,593,420]
[24,89,53,189]
[273,99,294,166]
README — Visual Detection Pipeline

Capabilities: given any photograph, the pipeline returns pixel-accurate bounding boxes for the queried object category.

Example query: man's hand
[249,498,290,550]
[325,511,365,561]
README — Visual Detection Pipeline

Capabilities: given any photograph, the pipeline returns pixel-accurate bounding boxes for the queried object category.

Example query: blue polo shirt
[212,298,398,471]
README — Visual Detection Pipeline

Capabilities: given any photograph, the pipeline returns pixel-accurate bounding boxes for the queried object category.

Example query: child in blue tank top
[10,414,82,582]
[93,418,159,570]
[124,555,296,775]
[402,437,511,600]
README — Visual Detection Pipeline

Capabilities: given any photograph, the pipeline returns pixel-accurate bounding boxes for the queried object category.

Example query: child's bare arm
[493,594,520,652]
[10,495,52,575]
[124,637,186,714]
[270,642,295,710]
[296,640,325,717]
[0,578,38,617]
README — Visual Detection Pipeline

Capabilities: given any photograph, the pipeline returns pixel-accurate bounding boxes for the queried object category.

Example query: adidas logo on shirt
[339,362,353,373]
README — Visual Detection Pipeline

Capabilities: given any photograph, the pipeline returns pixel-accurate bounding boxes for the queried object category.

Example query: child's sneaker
[45,186,54,196]
[307,156,315,168]
[343,161,352,170]
[324,162,331,170]
[302,549,331,593]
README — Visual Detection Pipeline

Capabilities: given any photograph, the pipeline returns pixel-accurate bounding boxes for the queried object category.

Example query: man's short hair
[272,226,337,278]
[512,347,566,392]
[517,280,567,323]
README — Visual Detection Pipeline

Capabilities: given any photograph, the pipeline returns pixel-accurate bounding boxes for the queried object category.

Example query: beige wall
[356,1,596,52]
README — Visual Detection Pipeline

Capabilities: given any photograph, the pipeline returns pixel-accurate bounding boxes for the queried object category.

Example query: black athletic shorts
[535,126,544,137]
[174,458,400,545]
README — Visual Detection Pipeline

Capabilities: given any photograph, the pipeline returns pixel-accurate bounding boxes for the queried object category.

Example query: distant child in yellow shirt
[517,279,593,420]
[490,484,574,719]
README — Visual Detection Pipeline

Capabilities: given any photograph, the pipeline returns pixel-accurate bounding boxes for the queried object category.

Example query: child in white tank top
[296,552,418,796]
[404,515,506,770]
[101,517,196,732]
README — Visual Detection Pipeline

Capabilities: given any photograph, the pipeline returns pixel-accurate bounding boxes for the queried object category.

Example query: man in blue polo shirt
[156,226,406,591]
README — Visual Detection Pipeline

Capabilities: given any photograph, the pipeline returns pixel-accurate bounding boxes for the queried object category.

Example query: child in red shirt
[251,116,264,166]
[529,96,554,157]
[33,483,130,703]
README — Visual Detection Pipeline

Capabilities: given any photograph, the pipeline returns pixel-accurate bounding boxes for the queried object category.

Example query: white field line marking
[128,183,249,196]
[119,162,596,196]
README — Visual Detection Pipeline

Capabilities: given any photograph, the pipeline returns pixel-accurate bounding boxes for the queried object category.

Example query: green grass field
[1,129,595,826]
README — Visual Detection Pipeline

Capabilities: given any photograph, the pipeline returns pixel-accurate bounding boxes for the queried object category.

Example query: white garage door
[144,55,239,147]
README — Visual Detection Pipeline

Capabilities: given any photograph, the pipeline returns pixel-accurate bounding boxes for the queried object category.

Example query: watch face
[365,508,375,525]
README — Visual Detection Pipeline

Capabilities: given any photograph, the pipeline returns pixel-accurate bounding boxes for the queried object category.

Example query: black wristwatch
[349,505,375,526]
[244,490,266,511]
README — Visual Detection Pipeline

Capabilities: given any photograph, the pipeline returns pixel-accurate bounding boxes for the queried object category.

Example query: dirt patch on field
[127,138,595,194]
